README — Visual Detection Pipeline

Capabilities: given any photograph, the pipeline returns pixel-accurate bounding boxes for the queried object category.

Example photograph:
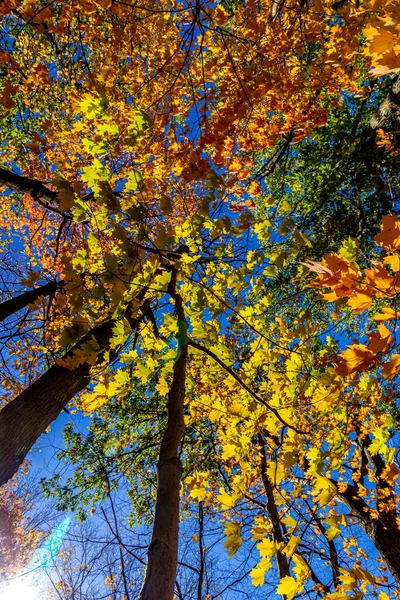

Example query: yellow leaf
[224,522,242,558]
[251,516,271,540]
[325,515,346,541]
[369,426,389,456]
[276,576,303,600]
[292,554,310,582]
[282,535,300,557]
[352,565,375,584]
[340,568,357,591]
[313,475,336,506]
[186,471,210,501]
[217,487,241,508]
[250,566,265,587]
[267,459,286,484]
[221,443,239,461]
[338,237,360,263]
[307,447,323,474]
[283,514,298,532]
[257,538,276,558]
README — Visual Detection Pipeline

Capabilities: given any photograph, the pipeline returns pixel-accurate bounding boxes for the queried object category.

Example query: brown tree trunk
[337,481,400,586]
[257,433,290,580]
[139,271,188,600]
[0,281,62,322]
[0,167,58,204]
[365,521,400,586]
[0,307,145,486]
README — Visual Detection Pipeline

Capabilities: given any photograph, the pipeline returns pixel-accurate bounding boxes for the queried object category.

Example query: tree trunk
[337,482,400,586]
[0,306,145,486]
[257,433,290,580]
[139,272,188,600]
[0,167,58,204]
[365,521,400,586]
[0,281,62,322]
[368,75,400,133]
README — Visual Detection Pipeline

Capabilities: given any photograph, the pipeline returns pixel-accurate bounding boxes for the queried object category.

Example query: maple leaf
[335,344,375,376]
[249,566,265,587]
[292,555,310,581]
[367,324,393,354]
[282,535,300,557]
[325,514,346,540]
[339,568,357,591]
[382,354,400,379]
[223,522,242,558]
[276,576,303,600]
[347,290,373,312]
[257,538,276,558]
[305,253,359,299]
[374,215,400,251]
[186,471,210,502]
[312,475,336,506]
[381,463,400,486]
[384,253,400,272]
[374,306,397,322]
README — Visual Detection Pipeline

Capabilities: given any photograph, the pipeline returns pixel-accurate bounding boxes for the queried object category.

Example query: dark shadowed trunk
[139,271,188,600]
[337,484,400,586]
[0,167,67,217]
[335,436,400,586]
[0,167,58,204]
[0,306,146,487]
[0,281,63,322]
[257,433,290,580]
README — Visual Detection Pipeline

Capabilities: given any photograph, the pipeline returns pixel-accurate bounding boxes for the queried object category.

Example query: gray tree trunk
[139,272,188,600]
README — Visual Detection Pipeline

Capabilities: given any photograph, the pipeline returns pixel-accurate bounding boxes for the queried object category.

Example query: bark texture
[139,271,188,600]
[335,437,400,586]
[338,484,400,586]
[368,75,400,133]
[0,281,62,323]
[257,433,290,579]
[0,167,59,204]
[0,306,145,487]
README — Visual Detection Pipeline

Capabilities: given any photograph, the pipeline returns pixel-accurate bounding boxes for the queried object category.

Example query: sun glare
[0,577,41,600]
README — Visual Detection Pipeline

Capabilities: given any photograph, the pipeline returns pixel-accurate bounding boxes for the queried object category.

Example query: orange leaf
[384,253,400,272]
[336,344,375,376]
[382,354,400,379]
[374,215,400,251]
[347,290,373,312]
[381,463,400,485]
[367,323,393,355]
[243,199,256,209]
[374,306,397,322]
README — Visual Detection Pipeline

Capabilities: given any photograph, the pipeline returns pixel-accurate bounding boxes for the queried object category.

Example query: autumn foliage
[0,0,400,598]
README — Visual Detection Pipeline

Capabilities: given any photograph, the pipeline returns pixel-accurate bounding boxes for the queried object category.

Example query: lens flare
[0,577,41,600]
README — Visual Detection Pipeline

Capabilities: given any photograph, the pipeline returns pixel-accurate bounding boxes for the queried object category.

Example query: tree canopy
[0,0,400,599]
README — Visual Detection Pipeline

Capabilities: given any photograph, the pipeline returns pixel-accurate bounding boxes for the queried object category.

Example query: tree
[1,0,400,599]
